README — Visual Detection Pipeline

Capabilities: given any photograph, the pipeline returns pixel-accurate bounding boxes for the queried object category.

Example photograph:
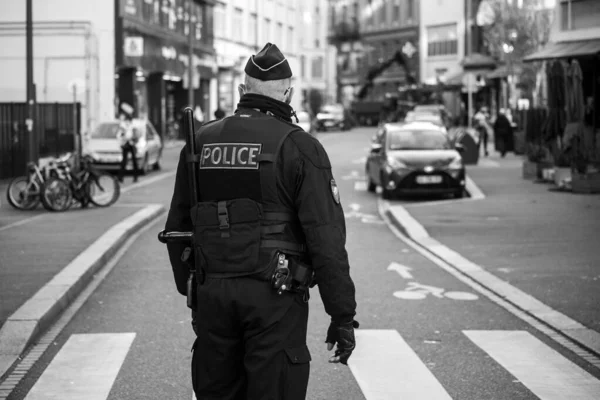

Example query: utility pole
[26,0,36,163]
[466,0,473,128]
[187,0,194,109]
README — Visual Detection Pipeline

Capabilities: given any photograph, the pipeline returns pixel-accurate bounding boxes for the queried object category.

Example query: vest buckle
[217,201,230,230]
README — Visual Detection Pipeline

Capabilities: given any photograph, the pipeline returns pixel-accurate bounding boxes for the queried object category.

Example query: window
[312,56,324,79]
[407,0,415,20]
[287,27,294,52]
[264,18,272,42]
[560,0,600,31]
[233,8,243,41]
[379,1,387,25]
[214,5,225,38]
[367,0,373,25]
[393,0,400,21]
[300,55,306,78]
[276,22,284,44]
[427,23,458,56]
[248,13,257,45]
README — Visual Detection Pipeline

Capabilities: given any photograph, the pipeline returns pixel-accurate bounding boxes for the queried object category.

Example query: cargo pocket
[281,345,311,399]
[191,198,262,274]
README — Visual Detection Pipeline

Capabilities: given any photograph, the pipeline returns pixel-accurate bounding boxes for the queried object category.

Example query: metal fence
[0,102,80,179]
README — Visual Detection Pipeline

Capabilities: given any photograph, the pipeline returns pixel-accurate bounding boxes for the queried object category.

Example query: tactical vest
[189,111,307,280]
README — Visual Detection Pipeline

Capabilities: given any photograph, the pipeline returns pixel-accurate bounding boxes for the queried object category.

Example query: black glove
[325,319,359,365]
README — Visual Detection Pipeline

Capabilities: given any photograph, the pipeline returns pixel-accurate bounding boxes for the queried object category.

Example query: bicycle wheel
[40,177,73,212]
[88,173,120,207]
[6,176,40,210]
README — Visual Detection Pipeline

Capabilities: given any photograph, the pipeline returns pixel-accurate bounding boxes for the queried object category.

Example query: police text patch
[199,143,262,170]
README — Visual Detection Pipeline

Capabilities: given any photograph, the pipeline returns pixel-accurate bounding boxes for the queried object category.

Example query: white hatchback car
[84,119,163,173]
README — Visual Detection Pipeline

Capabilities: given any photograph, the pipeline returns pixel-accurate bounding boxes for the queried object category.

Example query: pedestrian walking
[493,109,514,157]
[164,42,358,400]
[116,103,140,183]
[473,106,491,157]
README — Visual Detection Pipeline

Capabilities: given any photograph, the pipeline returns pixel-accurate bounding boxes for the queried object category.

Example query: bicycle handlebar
[158,229,193,244]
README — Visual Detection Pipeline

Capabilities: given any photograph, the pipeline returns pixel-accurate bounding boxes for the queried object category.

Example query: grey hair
[244,75,291,102]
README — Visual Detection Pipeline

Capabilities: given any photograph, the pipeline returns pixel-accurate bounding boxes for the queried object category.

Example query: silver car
[84,119,163,173]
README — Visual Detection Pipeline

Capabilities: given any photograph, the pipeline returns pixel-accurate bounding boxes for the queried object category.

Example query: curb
[378,198,600,364]
[0,204,166,379]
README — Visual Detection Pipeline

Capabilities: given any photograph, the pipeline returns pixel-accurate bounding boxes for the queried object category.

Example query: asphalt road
[6,128,600,400]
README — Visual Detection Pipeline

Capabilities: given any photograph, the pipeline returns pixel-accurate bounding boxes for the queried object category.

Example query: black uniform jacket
[165,108,357,324]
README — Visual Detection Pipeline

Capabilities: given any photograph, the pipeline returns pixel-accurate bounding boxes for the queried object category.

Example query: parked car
[365,122,465,199]
[85,119,163,174]
[315,104,351,131]
[294,111,313,134]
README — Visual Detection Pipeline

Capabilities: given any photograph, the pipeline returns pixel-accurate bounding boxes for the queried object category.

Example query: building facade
[526,0,600,155]
[419,0,465,118]
[328,0,420,105]
[0,0,217,139]
[116,0,216,137]
[213,0,319,115]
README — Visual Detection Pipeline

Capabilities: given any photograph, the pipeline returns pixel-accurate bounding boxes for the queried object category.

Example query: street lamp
[502,28,518,114]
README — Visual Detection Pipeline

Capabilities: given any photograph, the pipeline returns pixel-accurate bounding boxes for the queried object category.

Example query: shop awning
[486,64,523,79]
[523,39,600,62]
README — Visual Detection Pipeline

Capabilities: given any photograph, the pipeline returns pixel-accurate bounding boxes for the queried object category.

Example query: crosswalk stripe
[354,181,367,191]
[348,330,453,399]
[464,330,600,400]
[25,333,136,400]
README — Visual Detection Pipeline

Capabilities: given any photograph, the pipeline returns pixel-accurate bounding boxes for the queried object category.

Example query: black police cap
[244,43,292,81]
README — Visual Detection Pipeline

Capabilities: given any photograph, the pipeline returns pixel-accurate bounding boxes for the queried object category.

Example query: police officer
[165,43,358,400]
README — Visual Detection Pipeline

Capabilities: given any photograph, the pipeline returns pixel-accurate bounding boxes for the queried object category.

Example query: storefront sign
[124,37,144,57]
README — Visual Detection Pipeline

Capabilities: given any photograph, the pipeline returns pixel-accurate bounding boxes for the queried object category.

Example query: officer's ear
[284,86,294,105]
[238,84,247,99]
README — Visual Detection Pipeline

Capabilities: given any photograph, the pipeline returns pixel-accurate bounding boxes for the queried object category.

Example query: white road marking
[387,262,413,279]
[0,215,44,232]
[393,281,478,301]
[354,181,368,191]
[341,170,363,180]
[465,175,485,199]
[352,156,367,164]
[348,330,453,400]
[464,330,600,400]
[378,198,600,365]
[24,333,136,400]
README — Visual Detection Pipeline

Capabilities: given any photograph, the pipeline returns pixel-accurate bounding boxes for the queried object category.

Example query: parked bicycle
[6,154,71,210]
[40,154,121,212]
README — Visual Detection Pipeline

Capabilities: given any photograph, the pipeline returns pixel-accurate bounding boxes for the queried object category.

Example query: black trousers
[477,128,489,156]
[192,278,310,400]
[119,143,139,179]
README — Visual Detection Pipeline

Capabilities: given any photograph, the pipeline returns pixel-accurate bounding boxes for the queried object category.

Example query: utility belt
[271,252,315,301]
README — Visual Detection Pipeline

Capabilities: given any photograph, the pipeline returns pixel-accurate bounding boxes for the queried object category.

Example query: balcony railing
[328,20,360,45]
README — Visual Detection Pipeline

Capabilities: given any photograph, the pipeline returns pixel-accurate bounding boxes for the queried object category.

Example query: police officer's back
[165,43,358,400]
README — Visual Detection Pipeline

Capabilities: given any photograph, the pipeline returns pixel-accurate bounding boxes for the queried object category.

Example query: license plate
[324,121,335,127]
[416,175,442,184]
[99,156,120,163]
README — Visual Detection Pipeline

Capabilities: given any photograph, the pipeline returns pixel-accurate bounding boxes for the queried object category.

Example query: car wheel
[454,189,464,198]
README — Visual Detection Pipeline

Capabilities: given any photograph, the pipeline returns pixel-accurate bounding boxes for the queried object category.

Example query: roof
[385,121,445,131]
[523,39,600,62]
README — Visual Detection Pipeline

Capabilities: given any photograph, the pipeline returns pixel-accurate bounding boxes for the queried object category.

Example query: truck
[350,50,418,126]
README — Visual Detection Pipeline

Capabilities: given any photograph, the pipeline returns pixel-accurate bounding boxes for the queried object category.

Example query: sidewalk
[382,153,600,356]
[0,180,165,378]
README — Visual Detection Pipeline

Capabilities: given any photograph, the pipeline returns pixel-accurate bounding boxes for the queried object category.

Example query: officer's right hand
[325,320,359,365]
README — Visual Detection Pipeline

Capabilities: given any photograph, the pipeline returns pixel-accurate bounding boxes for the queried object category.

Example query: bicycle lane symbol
[393,281,479,301]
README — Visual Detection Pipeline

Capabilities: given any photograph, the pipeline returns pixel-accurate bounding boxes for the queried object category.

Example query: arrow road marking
[387,262,413,279]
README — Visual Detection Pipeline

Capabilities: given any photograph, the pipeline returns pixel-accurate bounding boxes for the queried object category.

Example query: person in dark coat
[165,42,358,400]
[493,109,515,157]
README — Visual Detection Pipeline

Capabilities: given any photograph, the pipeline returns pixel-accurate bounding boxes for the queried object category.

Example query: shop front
[115,0,216,138]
